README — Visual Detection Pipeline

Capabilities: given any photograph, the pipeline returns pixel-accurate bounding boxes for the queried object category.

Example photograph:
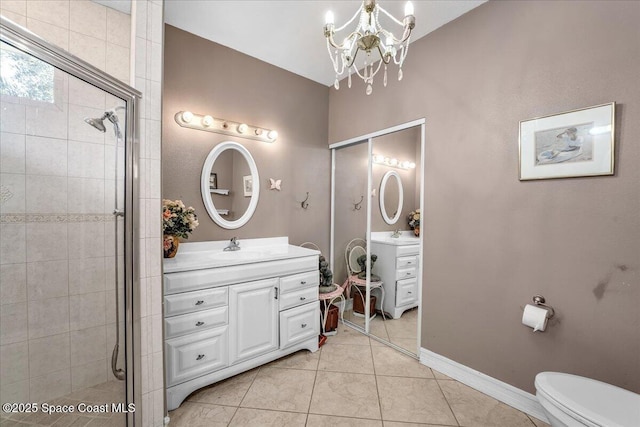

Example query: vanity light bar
[175,111,278,142]
[372,154,416,170]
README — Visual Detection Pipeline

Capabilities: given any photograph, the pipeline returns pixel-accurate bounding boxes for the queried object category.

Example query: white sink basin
[207,250,264,261]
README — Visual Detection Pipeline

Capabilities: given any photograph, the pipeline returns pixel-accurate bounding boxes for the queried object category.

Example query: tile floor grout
[169,325,548,427]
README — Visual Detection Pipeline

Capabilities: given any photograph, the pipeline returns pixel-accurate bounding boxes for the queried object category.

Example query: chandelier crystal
[324,0,415,95]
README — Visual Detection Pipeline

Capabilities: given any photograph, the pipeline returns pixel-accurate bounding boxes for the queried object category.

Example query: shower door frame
[1,16,142,427]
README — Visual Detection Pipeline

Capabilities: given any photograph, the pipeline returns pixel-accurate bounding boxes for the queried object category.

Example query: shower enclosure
[0,17,139,426]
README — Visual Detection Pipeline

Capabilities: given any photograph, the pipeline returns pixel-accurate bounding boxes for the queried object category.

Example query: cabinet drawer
[279,285,318,311]
[396,266,417,281]
[396,256,418,269]
[280,270,318,294]
[165,287,228,317]
[165,326,228,387]
[396,278,418,306]
[165,306,228,339]
[279,303,319,349]
[397,244,420,257]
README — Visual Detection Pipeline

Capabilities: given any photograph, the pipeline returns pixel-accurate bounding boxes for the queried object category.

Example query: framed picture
[519,102,615,180]
[243,175,253,197]
[209,172,217,189]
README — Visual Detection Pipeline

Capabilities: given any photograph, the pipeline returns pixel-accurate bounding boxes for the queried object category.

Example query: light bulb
[181,111,193,123]
[373,154,384,163]
[385,35,394,47]
[401,161,410,169]
[267,130,278,140]
[238,123,248,134]
[409,162,416,169]
[389,158,398,166]
[325,11,334,25]
[202,115,213,127]
[255,128,263,136]
[404,1,414,16]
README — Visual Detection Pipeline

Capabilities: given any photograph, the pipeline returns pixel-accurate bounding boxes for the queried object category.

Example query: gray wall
[163,25,331,253]
[328,1,640,394]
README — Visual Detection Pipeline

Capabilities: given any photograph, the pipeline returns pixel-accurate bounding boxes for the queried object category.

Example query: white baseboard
[420,348,549,423]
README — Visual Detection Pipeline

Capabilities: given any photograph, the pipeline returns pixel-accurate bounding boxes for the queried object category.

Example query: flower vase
[163,235,180,258]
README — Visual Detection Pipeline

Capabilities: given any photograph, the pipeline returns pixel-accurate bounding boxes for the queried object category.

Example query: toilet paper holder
[532,295,555,319]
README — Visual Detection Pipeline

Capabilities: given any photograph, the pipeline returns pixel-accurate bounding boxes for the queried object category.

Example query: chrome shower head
[84,116,107,133]
[84,109,122,139]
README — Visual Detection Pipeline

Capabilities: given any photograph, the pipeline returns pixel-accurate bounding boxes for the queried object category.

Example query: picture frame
[519,102,615,180]
[243,175,253,197]
[209,172,217,189]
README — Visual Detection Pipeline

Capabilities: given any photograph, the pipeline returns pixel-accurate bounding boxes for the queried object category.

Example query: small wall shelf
[210,189,230,195]
[216,209,229,216]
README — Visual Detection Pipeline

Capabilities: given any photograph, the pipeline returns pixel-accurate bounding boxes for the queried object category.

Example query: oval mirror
[379,170,403,225]
[201,141,260,229]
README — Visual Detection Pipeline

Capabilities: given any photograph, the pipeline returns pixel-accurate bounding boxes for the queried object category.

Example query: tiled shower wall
[132,1,165,427]
[0,0,132,405]
[0,72,126,402]
[1,1,166,425]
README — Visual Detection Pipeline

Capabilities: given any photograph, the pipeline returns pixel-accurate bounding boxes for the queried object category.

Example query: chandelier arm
[377,5,406,27]
[376,45,392,65]
[345,46,362,69]
[335,4,364,32]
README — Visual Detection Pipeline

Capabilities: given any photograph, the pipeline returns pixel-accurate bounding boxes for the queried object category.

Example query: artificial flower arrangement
[408,208,420,237]
[162,199,198,258]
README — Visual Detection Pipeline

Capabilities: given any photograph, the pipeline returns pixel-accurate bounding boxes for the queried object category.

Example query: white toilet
[535,372,640,427]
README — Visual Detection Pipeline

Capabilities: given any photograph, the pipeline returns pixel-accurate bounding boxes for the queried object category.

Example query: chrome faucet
[224,237,241,251]
[391,229,401,238]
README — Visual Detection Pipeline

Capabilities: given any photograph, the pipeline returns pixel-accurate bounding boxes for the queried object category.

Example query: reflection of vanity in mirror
[331,120,424,356]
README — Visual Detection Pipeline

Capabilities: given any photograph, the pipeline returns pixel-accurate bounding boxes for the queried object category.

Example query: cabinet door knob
[408,291,412,294]
[196,354,205,360]
[195,300,205,305]
[406,272,411,276]
[407,261,412,264]
[299,296,306,301]
[300,281,307,285]
[301,323,307,328]
[196,321,205,327]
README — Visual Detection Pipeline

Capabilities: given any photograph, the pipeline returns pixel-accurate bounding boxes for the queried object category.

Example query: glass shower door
[0,39,129,426]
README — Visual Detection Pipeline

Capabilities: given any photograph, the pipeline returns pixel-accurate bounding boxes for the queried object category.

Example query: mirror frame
[379,170,403,225]
[330,118,425,357]
[200,141,260,230]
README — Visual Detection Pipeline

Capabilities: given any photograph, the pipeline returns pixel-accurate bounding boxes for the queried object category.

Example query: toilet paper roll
[522,304,549,332]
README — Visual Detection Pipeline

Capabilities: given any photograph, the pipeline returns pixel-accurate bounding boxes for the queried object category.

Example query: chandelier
[324,0,415,95]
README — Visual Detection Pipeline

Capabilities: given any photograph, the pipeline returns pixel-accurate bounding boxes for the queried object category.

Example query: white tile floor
[168,324,551,427]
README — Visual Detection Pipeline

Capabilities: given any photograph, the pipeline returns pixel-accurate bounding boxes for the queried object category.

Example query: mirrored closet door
[330,120,424,356]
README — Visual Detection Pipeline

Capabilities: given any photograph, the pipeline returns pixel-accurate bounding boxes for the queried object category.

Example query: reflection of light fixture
[181,111,193,123]
[174,110,277,142]
[324,0,416,95]
[372,153,415,170]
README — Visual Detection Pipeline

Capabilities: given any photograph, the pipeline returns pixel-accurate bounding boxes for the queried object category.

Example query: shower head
[84,108,122,139]
[84,116,107,133]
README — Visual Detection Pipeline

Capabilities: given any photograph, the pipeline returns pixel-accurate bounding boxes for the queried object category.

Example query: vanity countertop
[371,231,420,246]
[163,237,320,273]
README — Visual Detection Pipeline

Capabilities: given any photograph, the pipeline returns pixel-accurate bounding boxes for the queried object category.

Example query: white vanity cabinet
[371,235,420,319]
[163,238,320,411]
[229,278,279,365]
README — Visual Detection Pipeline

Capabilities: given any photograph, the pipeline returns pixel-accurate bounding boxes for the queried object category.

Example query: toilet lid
[535,372,640,427]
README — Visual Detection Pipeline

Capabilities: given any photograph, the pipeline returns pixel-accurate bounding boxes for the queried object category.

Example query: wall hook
[301,192,310,209]
[353,195,364,211]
